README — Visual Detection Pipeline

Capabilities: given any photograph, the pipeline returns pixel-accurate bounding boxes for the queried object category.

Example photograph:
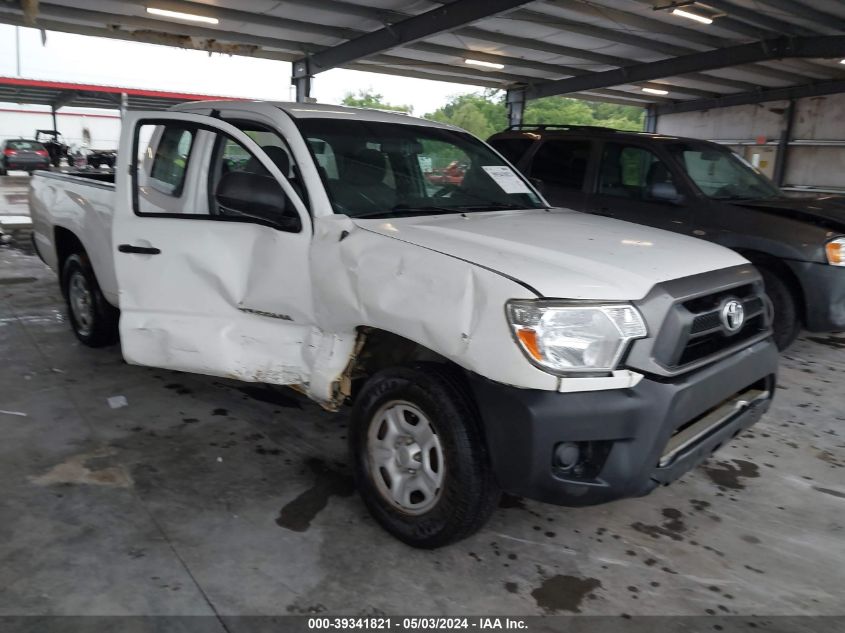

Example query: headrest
[344,149,387,186]
[647,161,672,184]
[245,145,291,176]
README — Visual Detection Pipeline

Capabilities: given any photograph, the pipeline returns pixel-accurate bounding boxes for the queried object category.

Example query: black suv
[488,125,845,349]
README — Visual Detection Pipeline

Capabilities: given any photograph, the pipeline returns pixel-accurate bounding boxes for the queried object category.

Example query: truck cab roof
[172,99,456,129]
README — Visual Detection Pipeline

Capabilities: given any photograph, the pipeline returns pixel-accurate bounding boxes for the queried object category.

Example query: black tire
[61,253,119,347]
[89,159,100,169]
[350,363,500,548]
[758,266,800,350]
[0,164,6,176]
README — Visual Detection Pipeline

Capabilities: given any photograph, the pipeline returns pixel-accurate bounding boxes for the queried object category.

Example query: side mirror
[649,181,684,204]
[215,171,300,231]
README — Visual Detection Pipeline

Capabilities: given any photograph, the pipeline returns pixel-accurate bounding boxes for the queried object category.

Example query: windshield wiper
[352,206,461,219]
[454,203,527,211]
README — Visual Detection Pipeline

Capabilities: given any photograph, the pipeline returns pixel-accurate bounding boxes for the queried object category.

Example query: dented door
[113,112,314,385]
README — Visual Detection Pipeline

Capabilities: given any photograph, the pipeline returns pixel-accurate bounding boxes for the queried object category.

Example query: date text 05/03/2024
[307,617,529,630]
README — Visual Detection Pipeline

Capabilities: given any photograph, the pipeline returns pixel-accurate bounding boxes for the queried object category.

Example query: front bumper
[786,260,845,331]
[468,338,778,506]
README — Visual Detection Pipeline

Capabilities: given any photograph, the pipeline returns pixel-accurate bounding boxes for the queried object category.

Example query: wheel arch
[736,248,806,325]
[344,327,456,403]
[53,226,87,295]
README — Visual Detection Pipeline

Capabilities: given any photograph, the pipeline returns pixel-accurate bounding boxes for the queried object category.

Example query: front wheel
[350,363,500,548]
[758,266,800,350]
[61,253,119,347]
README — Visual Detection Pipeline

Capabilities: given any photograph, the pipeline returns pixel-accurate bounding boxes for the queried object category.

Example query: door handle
[118,244,161,255]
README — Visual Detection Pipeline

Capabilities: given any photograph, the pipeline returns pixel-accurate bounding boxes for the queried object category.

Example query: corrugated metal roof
[0,0,843,110]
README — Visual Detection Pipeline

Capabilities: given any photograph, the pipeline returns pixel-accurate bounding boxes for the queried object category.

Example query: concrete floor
[1,173,844,617]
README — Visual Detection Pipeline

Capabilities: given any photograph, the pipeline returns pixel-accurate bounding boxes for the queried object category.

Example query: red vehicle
[425,160,466,186]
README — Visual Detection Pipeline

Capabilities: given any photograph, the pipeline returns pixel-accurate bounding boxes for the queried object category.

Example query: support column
[773,98,796,187]
[291,59,313,103]
[120,92,128,119]
[644,105,658,133]
[506,87,525,128]
[51,106,58,132]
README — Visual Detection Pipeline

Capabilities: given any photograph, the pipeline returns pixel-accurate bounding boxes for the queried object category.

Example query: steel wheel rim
[367,400,445,515]
[68,271,94,337]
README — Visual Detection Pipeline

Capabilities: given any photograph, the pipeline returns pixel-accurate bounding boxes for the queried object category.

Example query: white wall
[0,104,121,150]
[656,93,845,190]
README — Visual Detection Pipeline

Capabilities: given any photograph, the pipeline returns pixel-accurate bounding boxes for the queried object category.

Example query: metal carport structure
[0,75,239,129]
[0,0,844,128]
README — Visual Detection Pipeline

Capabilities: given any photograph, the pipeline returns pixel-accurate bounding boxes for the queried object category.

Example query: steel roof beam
[0,12,521,94]
[701,0,817,36]
[8,0,750,96]
[539,0,812,84]
[409,42,719,99]
[655,78,845,115]
[291,0,535,77]
[754,0,845,33]
[528,36,845,100]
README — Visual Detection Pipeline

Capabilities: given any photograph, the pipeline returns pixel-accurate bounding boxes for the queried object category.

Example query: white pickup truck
[30,101,778,548]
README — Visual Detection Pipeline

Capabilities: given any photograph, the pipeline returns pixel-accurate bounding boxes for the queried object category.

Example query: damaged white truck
[30,102,779,548]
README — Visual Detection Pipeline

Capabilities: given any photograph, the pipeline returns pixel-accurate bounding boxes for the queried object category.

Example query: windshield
[297,119,544,218]
[670,143,782,201]
[8,140,44,151]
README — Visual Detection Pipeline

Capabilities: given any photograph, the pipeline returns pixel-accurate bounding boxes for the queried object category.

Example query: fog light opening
[554,442,581,470]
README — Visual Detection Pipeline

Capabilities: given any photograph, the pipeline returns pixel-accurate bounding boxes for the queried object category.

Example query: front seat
[645,161,678,201]
[338,148,395,213]
[244,146,305,202]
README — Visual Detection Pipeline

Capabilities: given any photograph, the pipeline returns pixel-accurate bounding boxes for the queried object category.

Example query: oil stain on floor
[531,574,602,613]
[276,458,355,532]
[701,458,760,490]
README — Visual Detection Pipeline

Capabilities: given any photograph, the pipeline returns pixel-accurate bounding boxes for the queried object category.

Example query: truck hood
[733,196,845,233]
[354,208,747,300]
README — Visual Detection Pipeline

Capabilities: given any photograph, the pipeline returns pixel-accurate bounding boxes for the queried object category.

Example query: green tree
[425,91,507,137]
[341,89,412,113]
[425,91,645,137]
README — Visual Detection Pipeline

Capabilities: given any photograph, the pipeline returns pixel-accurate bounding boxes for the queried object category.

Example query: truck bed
[29,170,119,305]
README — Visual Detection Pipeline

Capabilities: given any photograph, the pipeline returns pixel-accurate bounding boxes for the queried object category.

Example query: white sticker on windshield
[481,165,532,194]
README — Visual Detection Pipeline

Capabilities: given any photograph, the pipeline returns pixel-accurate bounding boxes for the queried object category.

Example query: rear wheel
[350,363,500,548]
[758,265,800,350]
[0,164,6,176]
[61,253,119,347]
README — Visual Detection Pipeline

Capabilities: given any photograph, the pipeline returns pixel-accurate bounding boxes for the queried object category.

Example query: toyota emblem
[721,299,745,333]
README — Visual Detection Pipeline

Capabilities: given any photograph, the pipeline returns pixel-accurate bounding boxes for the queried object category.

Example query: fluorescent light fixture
[672,8,713,24]
[146,7,219,24]
[642,87,669,95]
[465,58,505,70]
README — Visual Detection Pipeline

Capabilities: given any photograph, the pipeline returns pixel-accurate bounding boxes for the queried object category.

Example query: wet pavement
[1,174,844,617]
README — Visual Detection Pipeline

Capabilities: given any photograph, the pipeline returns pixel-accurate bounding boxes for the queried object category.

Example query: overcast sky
[0,24,480,115]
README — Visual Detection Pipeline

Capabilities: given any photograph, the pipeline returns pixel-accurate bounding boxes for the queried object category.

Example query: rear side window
[529,140,591,190]
[598,143,675,200]
[488,137,533,165]
[150,126,194,195]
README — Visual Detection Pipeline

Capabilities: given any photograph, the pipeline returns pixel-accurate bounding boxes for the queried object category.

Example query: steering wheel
[712,185,742,198]
[433,184,459,198]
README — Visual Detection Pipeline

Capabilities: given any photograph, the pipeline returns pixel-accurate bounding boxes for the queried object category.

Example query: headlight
[826,237,845,266]
[506,300,647,374]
